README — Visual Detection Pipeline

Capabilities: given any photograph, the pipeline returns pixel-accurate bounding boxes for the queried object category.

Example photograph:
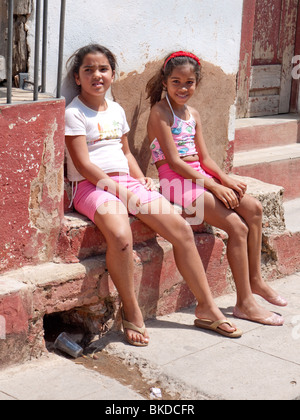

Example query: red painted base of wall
[0,99,65,274]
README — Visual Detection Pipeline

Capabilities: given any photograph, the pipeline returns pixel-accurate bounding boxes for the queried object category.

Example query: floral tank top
[150,95,198,164]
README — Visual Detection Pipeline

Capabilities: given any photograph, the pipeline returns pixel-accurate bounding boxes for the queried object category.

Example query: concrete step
[0,87,55,105]
[0,231,230,367]
[55,212,158,263]
[284,198,300,234]
[1,175,300,368]
[232,144,300,201]
[235,114,300,153]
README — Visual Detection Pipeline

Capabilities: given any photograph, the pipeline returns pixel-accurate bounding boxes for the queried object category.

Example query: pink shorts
[158,161,213,208]
[73,175,162,223]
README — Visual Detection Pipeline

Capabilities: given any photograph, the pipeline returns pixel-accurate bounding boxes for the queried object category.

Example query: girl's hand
[105,181,141,214]
[139,177,156,191]
[210,183,241,210]
[221,175,247,200]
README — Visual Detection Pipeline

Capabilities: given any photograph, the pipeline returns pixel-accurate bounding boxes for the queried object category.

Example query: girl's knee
[229,215,249,239]
[173,218,195,244]
[243,196,263,219]
[108,226,133,250]
[252,198,263,218]
[96,215,133,251]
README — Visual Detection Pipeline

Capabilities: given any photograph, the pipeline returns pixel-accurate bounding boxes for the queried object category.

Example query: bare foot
[234,299,284,326]
[251,282,288,307]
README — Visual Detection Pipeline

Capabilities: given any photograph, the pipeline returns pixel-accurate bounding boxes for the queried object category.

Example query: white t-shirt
[65,96,130,181]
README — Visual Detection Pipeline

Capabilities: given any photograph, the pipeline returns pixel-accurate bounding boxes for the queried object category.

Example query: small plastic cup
[54,332,83,358]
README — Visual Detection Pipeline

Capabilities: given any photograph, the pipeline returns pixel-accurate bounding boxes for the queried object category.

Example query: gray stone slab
[284,199,300,233]
[103,276,300,400]
[0,354,144,401]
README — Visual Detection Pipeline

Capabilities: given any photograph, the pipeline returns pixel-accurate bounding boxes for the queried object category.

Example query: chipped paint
[0,99,65,273]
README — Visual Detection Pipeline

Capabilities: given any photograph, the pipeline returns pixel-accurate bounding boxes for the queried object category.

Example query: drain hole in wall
[43,312,90,355]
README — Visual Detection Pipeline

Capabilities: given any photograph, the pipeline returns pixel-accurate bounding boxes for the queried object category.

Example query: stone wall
[0,98,65,274]
[112,60,237,177]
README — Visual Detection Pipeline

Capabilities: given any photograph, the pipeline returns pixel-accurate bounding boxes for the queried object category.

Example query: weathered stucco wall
[28,0,243,90]
[1,1,244,269]
[112,60,237,176]
[26,0,243,172]
[0,99,65,274]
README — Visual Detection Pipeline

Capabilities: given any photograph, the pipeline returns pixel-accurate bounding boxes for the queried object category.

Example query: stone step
[0,231,230,366]
[222,175,300,277]
[235,114,300,153]
[232,144,300,201]
[55,212,160,263]
[2,175,300,367]
[284,198,300,234]
[59,175,300,287]
[60,173,288,264]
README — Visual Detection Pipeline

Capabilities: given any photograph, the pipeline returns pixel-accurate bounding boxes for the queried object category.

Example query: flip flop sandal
[194,318,243,338]
[122,311,149,347]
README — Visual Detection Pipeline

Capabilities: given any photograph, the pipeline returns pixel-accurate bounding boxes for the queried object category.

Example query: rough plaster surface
[0,99,65,273]
[112,60,236,177]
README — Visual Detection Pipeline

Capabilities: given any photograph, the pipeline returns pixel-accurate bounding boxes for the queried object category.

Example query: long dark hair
[66,44,117,92]
[146,53,202,108]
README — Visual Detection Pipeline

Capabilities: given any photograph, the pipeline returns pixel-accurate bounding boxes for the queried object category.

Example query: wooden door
[0,1,8,81]
[0,1,32,83]
[237,0,299,118]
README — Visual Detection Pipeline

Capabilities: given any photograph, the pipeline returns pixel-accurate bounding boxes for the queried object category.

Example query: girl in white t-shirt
[65,44,243,346]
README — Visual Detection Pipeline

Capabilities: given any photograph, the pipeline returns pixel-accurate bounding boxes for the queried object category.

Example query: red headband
[164,51,201,70]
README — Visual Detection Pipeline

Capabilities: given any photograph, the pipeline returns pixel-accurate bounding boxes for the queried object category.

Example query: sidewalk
[0,353,144,401]
[0,274,299,400]
[102,273,300,400]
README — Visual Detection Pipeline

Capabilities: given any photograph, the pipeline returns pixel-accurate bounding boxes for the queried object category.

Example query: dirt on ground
[74,350,180,401]
[44,316,179,401]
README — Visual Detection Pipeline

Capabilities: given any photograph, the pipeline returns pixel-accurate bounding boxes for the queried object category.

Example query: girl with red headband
[146,51,287,327]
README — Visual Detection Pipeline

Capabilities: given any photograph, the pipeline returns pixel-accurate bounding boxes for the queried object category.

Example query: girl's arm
[148,105,211,184]
[147,105,226,191]
[65,135,139,206]
[193,111,247,199]
[148,105,241,209]
[121,134,155,191]
[65,135,109,185]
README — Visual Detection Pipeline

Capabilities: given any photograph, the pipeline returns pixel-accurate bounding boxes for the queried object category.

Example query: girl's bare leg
[136,198,238,334]
[235,194,287,305]
[196,191,283,324]
[94,201,149,345]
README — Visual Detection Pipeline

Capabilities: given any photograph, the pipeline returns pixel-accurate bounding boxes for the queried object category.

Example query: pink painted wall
[0,99,65,273]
